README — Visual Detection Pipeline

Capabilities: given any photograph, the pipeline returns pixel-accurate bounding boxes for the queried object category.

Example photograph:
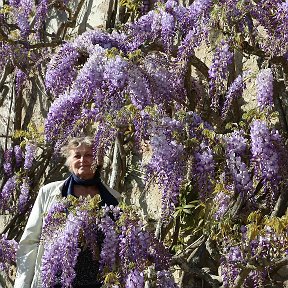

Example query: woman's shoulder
[40,180,65,194]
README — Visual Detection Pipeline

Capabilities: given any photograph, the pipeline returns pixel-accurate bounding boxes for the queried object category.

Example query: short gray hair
[61,136,94,165]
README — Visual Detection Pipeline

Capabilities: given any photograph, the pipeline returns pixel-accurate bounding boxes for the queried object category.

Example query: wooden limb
[4,84,14,150]
[233,265,255,288]
[189,54,209,80]
[0,64,13,92]
[274,80,288,134]
[0,85,9,107]
[169,216,181,251]
[56,0,86,40]
[272,189,288,217]
[270,256,288,274]
[172,254,221,288]
[109,133,125,191]
[174,235,206,259]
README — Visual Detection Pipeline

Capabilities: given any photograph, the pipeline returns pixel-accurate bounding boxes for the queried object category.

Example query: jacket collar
[50,180,65,197]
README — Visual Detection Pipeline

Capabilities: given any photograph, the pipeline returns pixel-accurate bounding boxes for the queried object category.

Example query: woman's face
[68,144,95,180]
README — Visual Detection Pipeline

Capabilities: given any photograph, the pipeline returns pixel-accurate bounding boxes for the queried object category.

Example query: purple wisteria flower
[99,213,118,272]
[34,0,48,30]
[0,233,19,273]
[18,178,30,213]
[24,142,37,170]
[222,74,246,118]
[127,66,152,110]
[225,130,252,194]
[42,214,81,288]
[208,40,233,110]
[226,154,252,194]
[125,269,144,288]
[0,176,17,211]
[225,130,247,156]
[161,11,175,52]
[14,145,23,167]
[177,0,212,58]
[250,120,280,182]
[214,190,231,221]
[16,0,33,38]
[256,68,274,111]
[41,197,174,287]
[194,142,215,200]
[45,43,79,97]
[3,147,13,176]
[220,223,288,287]
[156,270,178,287]
[148,117,186,221]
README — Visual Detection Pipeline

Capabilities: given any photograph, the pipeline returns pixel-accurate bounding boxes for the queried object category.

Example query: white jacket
[14,180,121,288]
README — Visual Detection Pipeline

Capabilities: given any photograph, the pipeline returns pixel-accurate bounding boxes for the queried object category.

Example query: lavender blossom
[156,270,178,287]
[0,176,17,211]
[18,178,30,213]
[225,130,247,156]
[45,43,79,96]
[214,190,231,220]
[42,214,81,287]
[250,120,280,182]
[0,234,19,273]
[125,269,144,288]
[3,147,13,177]
[14,145,23,167]
[193,142,215,199]
[256,68,274,111]
[148,117,186,221]
[208,40,233,110]
[99,213,118,272]
[225,131,252,194]
[226,154,252,194]
[34,0,48,30]
[24,142,37,170]
[161,11,175,52]
[222,74,245,118]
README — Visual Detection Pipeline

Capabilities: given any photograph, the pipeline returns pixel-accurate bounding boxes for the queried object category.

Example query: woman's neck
[73,185,99,197]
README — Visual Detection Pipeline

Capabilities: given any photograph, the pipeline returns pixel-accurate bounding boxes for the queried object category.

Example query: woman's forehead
[70,144,92,153]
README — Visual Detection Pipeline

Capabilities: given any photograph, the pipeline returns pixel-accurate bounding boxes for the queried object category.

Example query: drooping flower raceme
[45,43,79,97]
[125,269,145,288]
[225,130,252,194]
[0,176,17,212]
[148,117,186,221]
[220,221,288,288]
[250,120,280,182]
[3,147,13,177]
[0,234,19,274]
[214,189,232,221]
[222,74,246,119]
[256,68,274,111]
[14,145,23,167]
[41,196,175,287]
[193,142,215,200]
[208,40,233,111]
[18,178,30,213]
[24,142,37,170]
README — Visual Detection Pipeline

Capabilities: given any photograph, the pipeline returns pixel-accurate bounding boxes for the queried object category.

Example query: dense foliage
[0,0,288,287]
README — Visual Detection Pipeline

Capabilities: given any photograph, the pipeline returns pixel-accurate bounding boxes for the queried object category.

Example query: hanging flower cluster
[40,195,177,287]
[0,234,19,274]
[220,216,288,288]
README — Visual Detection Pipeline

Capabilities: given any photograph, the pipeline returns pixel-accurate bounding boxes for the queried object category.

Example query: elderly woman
[14,137,120,288]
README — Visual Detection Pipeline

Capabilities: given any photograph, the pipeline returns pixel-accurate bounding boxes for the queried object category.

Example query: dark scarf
[62,173,118,206]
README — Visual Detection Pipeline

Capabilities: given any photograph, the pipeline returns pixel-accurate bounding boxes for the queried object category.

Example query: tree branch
[172,254,221,288]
